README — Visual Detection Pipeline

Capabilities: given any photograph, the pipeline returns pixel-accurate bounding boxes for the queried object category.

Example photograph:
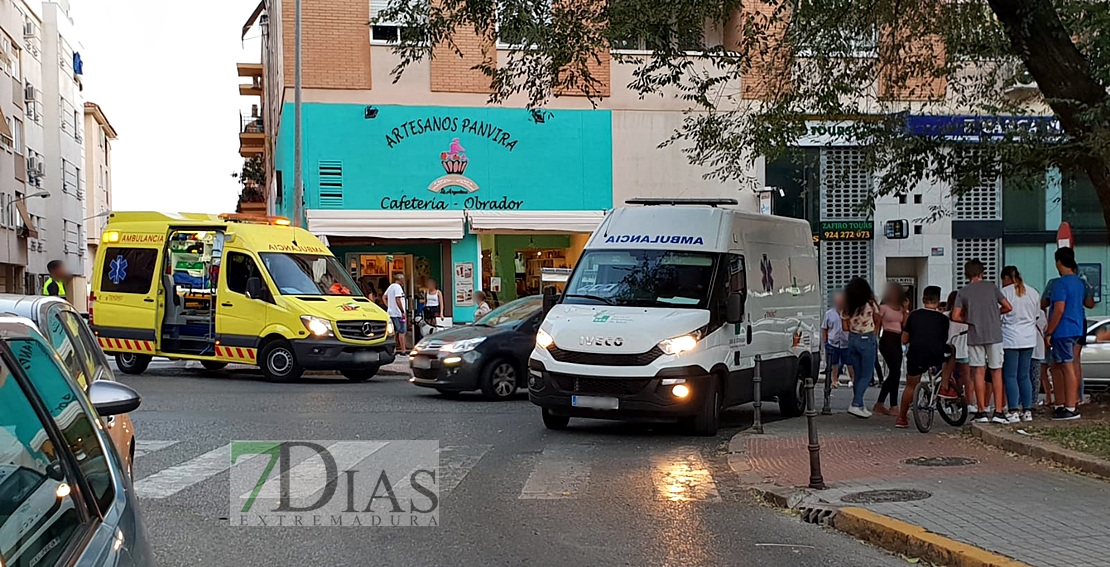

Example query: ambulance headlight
[300,316,333,337]
[658,332,701,355]
[536,329,554,349]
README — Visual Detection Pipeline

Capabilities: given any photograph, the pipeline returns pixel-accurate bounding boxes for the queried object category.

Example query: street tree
[378,0,1110,228]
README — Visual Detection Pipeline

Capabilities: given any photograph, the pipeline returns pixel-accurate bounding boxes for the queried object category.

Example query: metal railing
[240,113,264,134]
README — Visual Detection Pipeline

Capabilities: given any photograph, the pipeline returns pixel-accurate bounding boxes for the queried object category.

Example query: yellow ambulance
[90,212,395,382]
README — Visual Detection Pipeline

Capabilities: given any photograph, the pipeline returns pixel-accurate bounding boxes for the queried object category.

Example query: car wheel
[690,376,720,436]
[480,359,519,400]
[115,352,151,375]
[541,407,570,430]
[259,340,304,383]
[778,360,808,418]
[341,367,379,382]
[201,361,228,371]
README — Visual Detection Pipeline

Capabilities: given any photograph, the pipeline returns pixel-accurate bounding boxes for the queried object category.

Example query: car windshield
[476,296,542,327]
[564,250,717,309]
[258,253,361,296]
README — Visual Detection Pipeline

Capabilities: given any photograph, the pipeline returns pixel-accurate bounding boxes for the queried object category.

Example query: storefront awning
[307,210,465,240]
[466,211,606,233]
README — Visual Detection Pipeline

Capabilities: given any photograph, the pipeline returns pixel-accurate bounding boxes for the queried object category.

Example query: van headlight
[536,328,554,349]
[300,316,333,337]
[658,332,701,355]
[440,337,486,353]
[387,319,396,336]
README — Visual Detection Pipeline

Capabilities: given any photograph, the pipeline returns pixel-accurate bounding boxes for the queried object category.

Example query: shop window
[1001,172,1045,231]
[99,247,158,294]
[766,149,820,233]
[1061,170,1104,231]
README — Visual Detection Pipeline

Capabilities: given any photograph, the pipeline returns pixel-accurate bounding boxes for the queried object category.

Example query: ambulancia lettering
[603,234,705,245]
[580,336,624,347]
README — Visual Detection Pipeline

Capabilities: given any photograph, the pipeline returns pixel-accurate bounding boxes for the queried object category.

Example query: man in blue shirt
[1044,247,1087,420]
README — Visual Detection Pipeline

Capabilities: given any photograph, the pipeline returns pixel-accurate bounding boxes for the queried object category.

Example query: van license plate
[571,395,618,410]
[413,357,432,369]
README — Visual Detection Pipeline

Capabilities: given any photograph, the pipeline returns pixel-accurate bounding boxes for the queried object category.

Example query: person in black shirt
[896,286,951,428]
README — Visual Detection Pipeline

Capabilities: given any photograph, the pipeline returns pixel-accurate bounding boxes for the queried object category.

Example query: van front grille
[335,320,389,341]
[549,345,663,366]
[549,372,651,396]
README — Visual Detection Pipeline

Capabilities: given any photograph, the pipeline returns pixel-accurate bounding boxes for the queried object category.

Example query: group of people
[823,247,1093,427]
[359,272,494,355]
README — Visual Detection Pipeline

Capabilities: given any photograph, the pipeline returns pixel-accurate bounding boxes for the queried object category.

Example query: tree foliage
[378,0,1110,226]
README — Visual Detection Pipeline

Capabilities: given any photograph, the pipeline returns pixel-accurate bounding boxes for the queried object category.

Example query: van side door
[722,253,751,405]
[215,250,270,361]
[92,240,164,354]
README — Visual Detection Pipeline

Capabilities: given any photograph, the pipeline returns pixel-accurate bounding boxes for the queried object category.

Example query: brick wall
[553,0,610,98]
[430,10,496,94]
[729,5,792,100]
[878,31,947,101]
[282,0,371,90]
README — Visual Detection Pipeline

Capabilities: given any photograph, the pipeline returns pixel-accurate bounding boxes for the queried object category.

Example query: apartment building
[83,101,114,275]
[238,1,1106,319]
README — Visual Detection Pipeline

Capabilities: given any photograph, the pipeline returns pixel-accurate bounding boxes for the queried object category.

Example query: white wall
[872,176,955,300]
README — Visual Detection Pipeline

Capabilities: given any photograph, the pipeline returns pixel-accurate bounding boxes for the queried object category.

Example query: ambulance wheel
[541,408,570,430]
[690,376,720,436]
[260,340,303,383]
[115,353,151,375]
[341,367,379,382]
[778,360,808,418]
[201,361,228,371]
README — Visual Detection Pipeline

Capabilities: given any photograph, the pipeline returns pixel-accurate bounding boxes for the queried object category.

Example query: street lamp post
[292,0,303,227]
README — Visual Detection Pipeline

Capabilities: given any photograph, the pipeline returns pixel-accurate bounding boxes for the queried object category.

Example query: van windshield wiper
[564,293,616,306]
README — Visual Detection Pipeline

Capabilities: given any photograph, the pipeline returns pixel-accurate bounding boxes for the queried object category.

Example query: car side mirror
[726,292,745,325]
[1087,335,1097,344]
[542,287,558,315]
[246,277,263,300]
[88,380,142,416]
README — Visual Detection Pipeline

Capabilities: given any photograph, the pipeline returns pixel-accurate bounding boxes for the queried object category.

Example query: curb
[833,507,1035,567]
[970,422,1110,479]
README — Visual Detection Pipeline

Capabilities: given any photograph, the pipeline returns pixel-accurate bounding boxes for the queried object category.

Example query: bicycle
[911,361,969,433]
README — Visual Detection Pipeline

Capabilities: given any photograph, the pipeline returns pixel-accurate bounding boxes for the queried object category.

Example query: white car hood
[542,304,709,354]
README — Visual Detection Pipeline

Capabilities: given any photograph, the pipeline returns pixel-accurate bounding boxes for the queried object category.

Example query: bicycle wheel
[938,395,969,427]
[912,380,935,433]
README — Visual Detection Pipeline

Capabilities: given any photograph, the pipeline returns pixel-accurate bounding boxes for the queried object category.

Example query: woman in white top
[473,291,492,323]
[423,278,443,328]
[1000,266,1041,422]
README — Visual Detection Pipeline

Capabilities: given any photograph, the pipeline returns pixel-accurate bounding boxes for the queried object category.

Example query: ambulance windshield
[563,250,716,309]
[259,253,360,296]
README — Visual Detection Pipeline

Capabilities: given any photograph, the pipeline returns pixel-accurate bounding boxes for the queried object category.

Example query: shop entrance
[478,234,588,306]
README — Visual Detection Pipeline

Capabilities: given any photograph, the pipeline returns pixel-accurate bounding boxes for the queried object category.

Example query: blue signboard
[902,115,1062,141]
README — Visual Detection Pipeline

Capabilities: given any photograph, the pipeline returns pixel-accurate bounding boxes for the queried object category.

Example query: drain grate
[904,456,979,467]
[841,489,931,504]
[799,505,836,525]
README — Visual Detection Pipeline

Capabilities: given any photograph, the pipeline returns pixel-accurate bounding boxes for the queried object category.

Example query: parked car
[0,294,137,477]
[1082,316,1110,391]
[0,315,153,567]
[409,295,543,400]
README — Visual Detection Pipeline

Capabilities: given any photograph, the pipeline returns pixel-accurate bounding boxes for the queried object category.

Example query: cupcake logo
[428,138,480,195]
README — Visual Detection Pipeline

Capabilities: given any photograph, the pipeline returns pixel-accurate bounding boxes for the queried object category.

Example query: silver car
[0,316,153,566]
[1081,316,1110,390]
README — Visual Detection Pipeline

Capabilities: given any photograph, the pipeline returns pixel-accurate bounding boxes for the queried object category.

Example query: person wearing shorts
[1044,247,1087,420]
[897,286,950,428]
[823,292,852,389]
[953,260,1013,424]
[944,291,971,405]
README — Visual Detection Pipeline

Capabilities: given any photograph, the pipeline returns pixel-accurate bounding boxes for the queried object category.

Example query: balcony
[239,75,263,97]
[239,113,264,158]
[237,62,263,79]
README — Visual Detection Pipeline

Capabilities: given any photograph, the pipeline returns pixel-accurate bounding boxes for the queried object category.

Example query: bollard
[752,354,764,434]
[821,358,833,415]
[804,377,826,489]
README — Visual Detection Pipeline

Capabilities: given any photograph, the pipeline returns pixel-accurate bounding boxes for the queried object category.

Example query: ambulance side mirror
[246,277,263,300]
[726,292,745,324]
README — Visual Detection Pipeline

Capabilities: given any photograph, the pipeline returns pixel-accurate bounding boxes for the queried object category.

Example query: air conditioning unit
[23,83,34,102]
[22,22,33,38]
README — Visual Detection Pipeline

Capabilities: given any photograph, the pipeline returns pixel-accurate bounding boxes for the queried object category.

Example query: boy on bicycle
[896,286,951,428]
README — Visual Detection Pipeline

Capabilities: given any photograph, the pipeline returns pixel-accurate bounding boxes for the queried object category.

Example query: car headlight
[440,337,486,353]
[387,319,396,336]
[300,316,333,337]
[658,332,700,355]
[536,328,554,349]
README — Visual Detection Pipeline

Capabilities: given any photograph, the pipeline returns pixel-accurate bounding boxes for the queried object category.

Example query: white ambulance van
[528,199,821,435]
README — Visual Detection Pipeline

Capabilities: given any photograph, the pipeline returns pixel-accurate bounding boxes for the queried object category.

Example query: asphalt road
[119,360,905,567]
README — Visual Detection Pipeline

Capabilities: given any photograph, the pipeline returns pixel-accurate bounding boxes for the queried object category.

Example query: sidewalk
[729,386,1110,567]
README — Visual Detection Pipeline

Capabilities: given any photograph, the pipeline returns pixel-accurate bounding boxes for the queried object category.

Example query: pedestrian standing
[43,260,67,297]
[943,290,973,406]
[1000,266,1040,423]
[473,290,492,322]
[424,278,443,328]
[1043,273,1095,404]
[875,282,909,416]
[383,273,408,355]
[952,259,1013,424]
[841,277,881,419]
[822,292,853,390]
[1044,247,1086,420]
[896,286,949,428]
[1033,309,1051,407]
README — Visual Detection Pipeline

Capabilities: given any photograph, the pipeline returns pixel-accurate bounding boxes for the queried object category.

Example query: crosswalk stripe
[440,444,491,494]
[519,445,591,500]
[135,444,233,499]
[132,440,180,458]
[649,449,720,502]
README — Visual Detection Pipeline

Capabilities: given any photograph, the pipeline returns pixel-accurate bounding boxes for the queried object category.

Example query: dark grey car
[0,316,153,566]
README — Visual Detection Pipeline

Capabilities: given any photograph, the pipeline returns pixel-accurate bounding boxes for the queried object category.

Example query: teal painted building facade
[274,104,614,322]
